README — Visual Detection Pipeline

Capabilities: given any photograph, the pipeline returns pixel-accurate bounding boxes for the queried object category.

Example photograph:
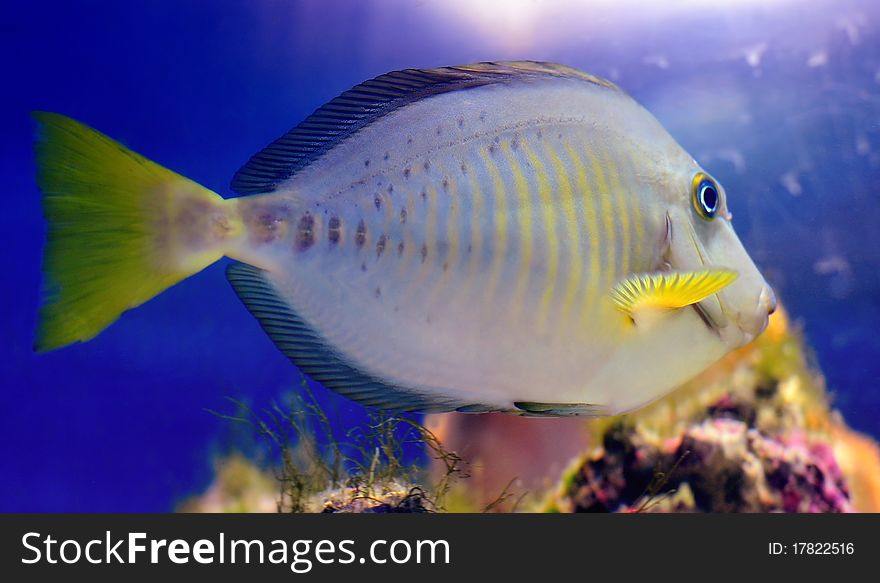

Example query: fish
[33,61,777,416]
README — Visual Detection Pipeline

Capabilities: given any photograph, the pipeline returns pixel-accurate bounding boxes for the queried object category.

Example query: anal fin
[514,401,607,417]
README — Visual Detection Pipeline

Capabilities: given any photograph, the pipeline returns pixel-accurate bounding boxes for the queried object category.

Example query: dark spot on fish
[399,207,407,224]
[421,189,428,202]
[407,136,413,144]
[511,134,520,150]
[443,262,449,272]
[383,151,390,161]
[493,136,500,144]
[404,167,411,179]
[374,195,382,211]
[488,144,496,155]
[364,159,371,167]
[361,261,367,272]
[356,219,367,247]
[259,213,275,229]
[557,132,563,140]
[479,111,487,122]
[460,163,467,175]
[436,127,442,136]
[421,244,428,263]
[457,118,464,129]
[423,160,431,171]
[442,178,449,191]
[376,233,386,258]
[296,212,315,251]
[375,287,381,298]
[536,130,543,140]
[328,216,341,245]
[387,184,394,194]
[467,244,472,253]
[397,241,405,256]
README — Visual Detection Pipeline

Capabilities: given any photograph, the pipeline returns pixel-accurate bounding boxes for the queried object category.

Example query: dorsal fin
[231,61,619,195]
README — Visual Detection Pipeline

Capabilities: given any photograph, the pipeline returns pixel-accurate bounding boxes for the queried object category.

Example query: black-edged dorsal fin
[231,61,618,195]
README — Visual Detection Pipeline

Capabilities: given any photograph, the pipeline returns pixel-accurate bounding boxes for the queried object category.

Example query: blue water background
[2,0,879,510]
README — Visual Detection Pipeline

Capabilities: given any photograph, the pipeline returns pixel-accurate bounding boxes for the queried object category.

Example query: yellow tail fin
[34,112,240,351]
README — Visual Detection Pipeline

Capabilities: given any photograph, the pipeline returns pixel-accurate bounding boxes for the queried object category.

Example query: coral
[830,424,880,512]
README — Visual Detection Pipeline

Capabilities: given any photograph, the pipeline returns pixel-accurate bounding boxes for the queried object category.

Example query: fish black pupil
[701,183,718,214]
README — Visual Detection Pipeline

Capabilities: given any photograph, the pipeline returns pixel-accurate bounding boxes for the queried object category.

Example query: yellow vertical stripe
[426,170,460,304]
[445,173,460,276]
[394,161,435,306]
[522,140,558,331]
[617,141,646,271]
[548,143,581,325]
[565,144,601,324]
[604,148,631,276]
[394,184,417,278]
[467,148,486,279]
[483,146,508,304]
[411,182,438,291]
[379,187,395,258]
[501,141,532,318]
[588,148,616,303]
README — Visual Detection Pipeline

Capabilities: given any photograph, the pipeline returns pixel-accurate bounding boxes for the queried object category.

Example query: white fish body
[34,62,776,416]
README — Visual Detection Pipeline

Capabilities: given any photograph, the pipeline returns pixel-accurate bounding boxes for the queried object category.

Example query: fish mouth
[663,211,772,348]
[729,285,776,344]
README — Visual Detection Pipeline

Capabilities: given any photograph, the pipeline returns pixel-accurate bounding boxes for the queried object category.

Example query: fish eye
[692,173,720,220]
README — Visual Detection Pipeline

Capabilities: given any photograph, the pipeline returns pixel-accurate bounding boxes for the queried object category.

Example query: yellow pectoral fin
[609,268,738,328]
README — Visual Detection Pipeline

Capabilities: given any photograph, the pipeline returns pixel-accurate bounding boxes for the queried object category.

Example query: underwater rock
[320,485,431,513]
[552,411,852,513]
